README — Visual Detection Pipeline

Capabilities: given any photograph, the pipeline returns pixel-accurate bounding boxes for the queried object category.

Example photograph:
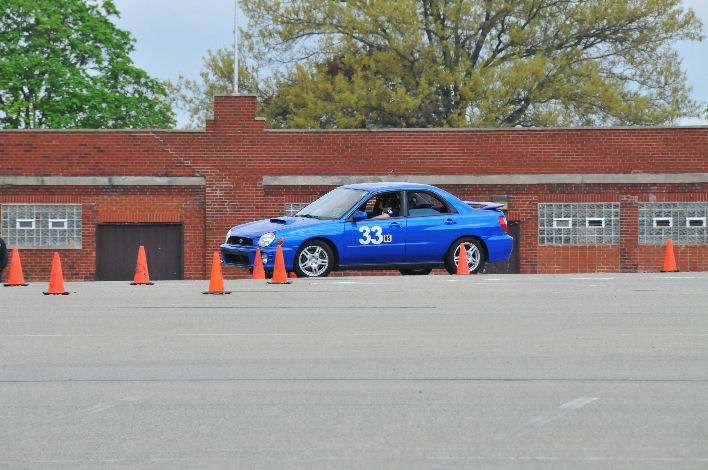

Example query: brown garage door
[483,221,520,274]
[96,224,183,281]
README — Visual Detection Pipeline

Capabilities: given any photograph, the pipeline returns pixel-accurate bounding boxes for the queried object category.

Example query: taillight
[499,216,508,233]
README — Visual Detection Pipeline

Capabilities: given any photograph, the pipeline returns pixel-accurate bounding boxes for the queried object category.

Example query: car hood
[228,216,330,239]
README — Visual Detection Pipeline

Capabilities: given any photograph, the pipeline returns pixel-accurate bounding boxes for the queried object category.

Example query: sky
[112,0,708,128]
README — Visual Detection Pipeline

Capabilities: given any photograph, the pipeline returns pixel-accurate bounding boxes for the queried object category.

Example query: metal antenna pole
[234,0,239,94]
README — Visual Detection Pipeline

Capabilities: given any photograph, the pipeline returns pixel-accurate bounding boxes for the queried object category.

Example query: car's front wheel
[293,240,334,277]
[444,237,485,274]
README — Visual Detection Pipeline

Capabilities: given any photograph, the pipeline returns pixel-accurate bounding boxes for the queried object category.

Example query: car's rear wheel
[399,268,432,275]
[294,240,334,277]
[444,237,485,274]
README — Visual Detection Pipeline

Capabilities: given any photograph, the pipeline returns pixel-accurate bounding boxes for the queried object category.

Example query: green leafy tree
[0,0,175,129]
[239,0,703,128]
[165,48,258,128]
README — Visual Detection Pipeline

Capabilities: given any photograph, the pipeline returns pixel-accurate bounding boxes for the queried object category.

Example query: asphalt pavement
[1,273,707,469]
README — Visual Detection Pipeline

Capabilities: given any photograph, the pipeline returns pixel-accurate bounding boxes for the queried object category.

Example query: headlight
[258,232,276,247]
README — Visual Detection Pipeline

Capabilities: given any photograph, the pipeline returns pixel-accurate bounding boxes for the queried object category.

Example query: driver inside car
[371,194,400,219]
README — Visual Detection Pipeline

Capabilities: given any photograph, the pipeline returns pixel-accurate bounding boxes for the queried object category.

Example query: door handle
[389,222,402,228]
[444,219,456,225]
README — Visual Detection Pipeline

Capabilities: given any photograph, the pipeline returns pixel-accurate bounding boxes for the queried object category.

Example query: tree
[165,48,258,128]
[0,0,175,129]
[238,0,703,128]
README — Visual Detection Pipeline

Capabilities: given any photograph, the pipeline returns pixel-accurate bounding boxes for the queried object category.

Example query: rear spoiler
[464,201,505,211]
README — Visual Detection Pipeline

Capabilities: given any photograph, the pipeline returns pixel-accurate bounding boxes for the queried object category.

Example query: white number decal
[358,225,385,245]
[359,227,371,245]
[370,225,383,245]
[358,226,371,244]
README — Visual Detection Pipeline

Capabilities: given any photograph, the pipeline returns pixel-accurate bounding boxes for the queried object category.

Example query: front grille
[227,236,253,246]
[223,252,249,265]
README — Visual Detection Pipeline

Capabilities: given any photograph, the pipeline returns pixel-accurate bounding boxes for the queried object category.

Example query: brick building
[1,94,706,281]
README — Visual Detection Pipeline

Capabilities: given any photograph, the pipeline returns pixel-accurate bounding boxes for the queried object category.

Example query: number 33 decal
[358,225,384,245]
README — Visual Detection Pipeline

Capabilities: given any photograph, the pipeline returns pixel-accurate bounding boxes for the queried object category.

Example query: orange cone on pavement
[131,245,154,285]
[456,242,470,275]
[289,272,297,279]
[43,252,69,295]
[268,239,291,284]
[252,248,265,280]
[203,251,231,294]
[661,239,679,272]
[4,246,28,286]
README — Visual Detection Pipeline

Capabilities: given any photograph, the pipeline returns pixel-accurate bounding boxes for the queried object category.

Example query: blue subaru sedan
[221,182,513,277]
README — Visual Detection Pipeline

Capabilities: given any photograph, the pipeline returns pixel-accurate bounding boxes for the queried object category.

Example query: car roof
[342,182,438,192]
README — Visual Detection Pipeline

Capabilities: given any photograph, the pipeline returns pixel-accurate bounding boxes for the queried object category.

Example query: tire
[399,268,432,275]
[444,237,485,274]
[293,240,334,278]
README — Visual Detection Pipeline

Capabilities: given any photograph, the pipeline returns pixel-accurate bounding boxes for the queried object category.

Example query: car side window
[354,198,377,218]
[406,191,455,217]
[356,191,402,219]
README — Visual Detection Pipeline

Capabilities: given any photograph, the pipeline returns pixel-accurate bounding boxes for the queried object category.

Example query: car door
[404,190,461,262]
[341,191,406,265]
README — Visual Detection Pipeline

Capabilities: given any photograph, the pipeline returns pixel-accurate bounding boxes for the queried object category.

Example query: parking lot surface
[1,273,707,469]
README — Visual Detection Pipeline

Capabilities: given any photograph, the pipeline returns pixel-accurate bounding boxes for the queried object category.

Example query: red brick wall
[638,245,708,272]
[1,186,205,281]
[1,130,200,176]
[536,246,621,273]
[1,95,707,279]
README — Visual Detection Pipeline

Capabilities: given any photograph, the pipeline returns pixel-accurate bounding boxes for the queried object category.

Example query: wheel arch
[446,234,489,263]
[298,236,340,270]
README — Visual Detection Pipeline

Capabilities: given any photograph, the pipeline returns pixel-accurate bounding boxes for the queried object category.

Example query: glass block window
[539,203,620,245]
[1,204,82,248]
[285,203,309,216]
[638,202,708,245]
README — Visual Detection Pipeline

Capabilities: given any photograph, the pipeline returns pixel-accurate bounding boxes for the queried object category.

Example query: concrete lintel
[0,176,207,186]
[262,173,708,186]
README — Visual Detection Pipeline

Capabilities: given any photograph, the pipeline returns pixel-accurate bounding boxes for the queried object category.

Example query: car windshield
[296,187,368,219]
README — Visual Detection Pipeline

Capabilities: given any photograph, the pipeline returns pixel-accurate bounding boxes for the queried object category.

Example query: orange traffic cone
[252,248,265,280]
[43,252,69,295]
[661,239,679,272]
[4,246,28,286]
[203,251,231,294]
[131,245,154,285]
[268,239,291,284]
[289,272,297,279]
[456,242,470,275]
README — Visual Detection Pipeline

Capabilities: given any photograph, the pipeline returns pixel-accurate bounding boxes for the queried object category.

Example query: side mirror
[352,211,368,221]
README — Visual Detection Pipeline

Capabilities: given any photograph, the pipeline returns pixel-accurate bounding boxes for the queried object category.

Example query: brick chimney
[206,94,265,132]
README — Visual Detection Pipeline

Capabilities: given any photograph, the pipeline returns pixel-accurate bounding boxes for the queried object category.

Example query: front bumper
[220,243,293,270]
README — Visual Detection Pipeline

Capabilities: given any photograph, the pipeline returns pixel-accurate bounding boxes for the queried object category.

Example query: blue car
[221,182,513,277]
